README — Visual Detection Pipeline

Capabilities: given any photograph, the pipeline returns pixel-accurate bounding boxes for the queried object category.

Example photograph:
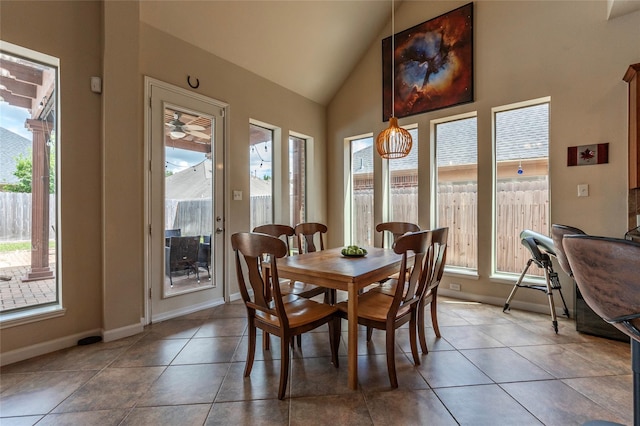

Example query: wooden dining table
[275,246,405,389]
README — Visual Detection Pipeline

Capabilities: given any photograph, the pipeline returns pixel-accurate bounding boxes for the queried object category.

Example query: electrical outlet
[449,283,461,291]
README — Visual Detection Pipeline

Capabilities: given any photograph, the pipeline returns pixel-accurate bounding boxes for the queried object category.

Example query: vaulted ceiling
[140,0,640,107]
[139,0,393,106]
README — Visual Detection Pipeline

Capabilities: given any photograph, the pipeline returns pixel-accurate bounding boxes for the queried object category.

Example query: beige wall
[1,1,104,354]
[327,1,640,309]
[0,0,326,360]
[138,23,327,297]
[1,0,638,362]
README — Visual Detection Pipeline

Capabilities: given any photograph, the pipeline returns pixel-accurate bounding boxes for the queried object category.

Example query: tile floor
[0,297,633,425]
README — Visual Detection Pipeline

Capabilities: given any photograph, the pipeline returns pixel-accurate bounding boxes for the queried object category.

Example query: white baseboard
[229,291,243,302]
[151,297,225,323]
[438,288,572,317]
[0,327,102,367]
[102,320,144,343]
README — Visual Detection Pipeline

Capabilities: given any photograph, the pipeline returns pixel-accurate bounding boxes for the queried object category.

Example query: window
[493,99,550,276]
[349,136,373,246]
[249,123,273,230]
[386,128,418,225]
[434,114,478,270]
[289,135,306,227]
[0,42,60,316]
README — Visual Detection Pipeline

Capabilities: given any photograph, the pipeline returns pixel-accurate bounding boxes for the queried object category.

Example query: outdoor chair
[197,234,211,280]
[232,231,340,399]
[164,228,181,247]
[167,235,200,287]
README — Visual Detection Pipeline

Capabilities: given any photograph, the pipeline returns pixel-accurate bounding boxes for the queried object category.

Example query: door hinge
[149,224,152,235]
[149,97,152,108]
[148,287,152,299]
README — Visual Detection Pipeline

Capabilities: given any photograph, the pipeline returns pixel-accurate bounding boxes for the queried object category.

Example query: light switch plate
[577,184,589,197]
[233,190,242,201]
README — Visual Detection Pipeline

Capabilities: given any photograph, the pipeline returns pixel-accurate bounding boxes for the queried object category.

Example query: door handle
[215,227,224,234]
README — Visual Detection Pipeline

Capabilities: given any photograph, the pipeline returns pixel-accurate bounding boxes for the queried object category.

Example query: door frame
[143,76,230,325]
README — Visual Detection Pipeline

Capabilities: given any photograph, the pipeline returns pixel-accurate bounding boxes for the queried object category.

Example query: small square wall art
[567,143,609,166]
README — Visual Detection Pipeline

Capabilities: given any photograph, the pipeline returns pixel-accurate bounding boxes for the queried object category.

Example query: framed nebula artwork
[382,2,474,121]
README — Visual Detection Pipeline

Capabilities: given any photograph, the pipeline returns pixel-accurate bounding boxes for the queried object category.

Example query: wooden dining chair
[253,224,324,348]
[252,224,295,254]
[289,222,331,299]
[364,221,421,339]
[418,227,448,354]
[376,221,420,249]
[335,230,433,388]
[295,222,327,253]
[375,221,420,281]
[231,232,340,400]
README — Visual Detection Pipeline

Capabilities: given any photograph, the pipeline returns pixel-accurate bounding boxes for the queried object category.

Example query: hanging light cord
[375,0,412,159]
[391,0,395,119]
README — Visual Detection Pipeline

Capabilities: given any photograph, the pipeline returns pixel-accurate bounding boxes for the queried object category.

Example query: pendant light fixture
[376,0,413,159]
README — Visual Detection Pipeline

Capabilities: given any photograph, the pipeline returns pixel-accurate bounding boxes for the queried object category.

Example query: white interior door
[146,78,226,322]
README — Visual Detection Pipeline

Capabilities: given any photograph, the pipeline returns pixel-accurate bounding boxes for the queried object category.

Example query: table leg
[348,281,358,389]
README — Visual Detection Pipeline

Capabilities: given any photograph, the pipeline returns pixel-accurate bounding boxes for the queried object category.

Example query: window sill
[490,273,546,286]
[444,267,480,280]
[0,304,66,329]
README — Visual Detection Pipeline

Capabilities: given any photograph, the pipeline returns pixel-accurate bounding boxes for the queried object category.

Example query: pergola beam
[0,59,43,85]
[0,88,32,109]
[0,75,37,99]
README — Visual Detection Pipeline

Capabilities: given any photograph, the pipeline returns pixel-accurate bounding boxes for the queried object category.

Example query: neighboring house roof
[165,160,213,199]
[0,127,31,184]
[352,104,548,175]
[165,159,271,199]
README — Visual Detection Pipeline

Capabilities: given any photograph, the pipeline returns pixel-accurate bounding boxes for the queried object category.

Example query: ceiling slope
[140,0,393,106]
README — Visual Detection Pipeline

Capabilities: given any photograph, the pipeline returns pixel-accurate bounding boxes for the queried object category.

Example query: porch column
[23,118,54,282]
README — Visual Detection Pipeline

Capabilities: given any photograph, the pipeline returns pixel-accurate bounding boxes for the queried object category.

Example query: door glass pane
[435,117,478,270]
[350,137,373,246]
[0,47,59,314]
[289,135,305,252]
[249,123,273,230]
[164,107,213,296]
[494,102,549,276]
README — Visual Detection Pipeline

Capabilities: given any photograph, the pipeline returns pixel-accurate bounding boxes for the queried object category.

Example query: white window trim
[490,96,551,280]
[0,41,63,325]
[344,133,373,247]
[431,111,478,272]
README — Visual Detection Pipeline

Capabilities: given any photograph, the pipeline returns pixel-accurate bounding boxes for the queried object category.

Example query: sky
[0,102,31,139]
[2,99,273,180]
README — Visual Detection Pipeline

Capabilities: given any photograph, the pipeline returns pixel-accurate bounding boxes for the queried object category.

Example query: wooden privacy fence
[353,179,548,275]
[165,196,274,237]
[0,192,56,242]
[166,198,213,238]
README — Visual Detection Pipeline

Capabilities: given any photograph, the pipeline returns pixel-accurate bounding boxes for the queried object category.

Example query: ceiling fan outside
[165,111,210,140]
